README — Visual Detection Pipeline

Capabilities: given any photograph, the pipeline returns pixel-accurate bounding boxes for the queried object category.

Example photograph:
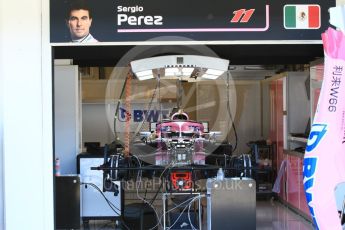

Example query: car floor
[78,200,313,230]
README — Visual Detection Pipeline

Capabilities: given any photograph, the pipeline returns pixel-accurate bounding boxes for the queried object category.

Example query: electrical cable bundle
[133,155,163,230]
[166,194,205,230]
[225,69,238,153]
[80,182,130,230]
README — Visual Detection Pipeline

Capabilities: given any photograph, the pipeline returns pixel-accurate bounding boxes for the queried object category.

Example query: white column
[0,30,4,229]
[0,0,54,229]
[0,0,5,227]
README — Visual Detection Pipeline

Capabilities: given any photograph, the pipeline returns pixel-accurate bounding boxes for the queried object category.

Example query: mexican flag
[284,5,321,29]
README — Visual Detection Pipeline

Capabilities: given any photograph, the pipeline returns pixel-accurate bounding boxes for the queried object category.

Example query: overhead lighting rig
[130,55,229,81]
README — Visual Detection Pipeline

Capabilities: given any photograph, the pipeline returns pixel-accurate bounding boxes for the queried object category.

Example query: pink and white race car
[153,110,207,166]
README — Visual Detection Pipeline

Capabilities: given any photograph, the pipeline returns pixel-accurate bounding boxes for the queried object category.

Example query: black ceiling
[53,44,323,67]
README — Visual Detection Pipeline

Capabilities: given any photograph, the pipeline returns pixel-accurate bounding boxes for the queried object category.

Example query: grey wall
[196,80,262,155]
[287,72,310,134]
[82,101,176,147]
[232,82,262,154]
[261,81,271,139]
[54,65,79,174]
[82,104,114,146]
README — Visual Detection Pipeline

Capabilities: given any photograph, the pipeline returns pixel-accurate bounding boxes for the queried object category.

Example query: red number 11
[231,9,255,23]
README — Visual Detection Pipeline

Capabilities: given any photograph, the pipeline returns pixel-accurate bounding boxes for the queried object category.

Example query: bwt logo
[306,124,327,152]
[119,108,170,122]
[303,157,319,229]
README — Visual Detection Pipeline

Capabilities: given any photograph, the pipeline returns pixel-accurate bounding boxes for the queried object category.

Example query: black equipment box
[55,175,80,229]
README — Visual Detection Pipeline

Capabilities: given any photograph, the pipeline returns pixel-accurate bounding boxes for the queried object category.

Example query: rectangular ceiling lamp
[201,74,220,80]
[136,70,154,80]
[165,67,195,77]
[182,67,194,76]
[206,69,224,76]
[165,68,180,76]
[138,75,154,81]
[201,69,225,79]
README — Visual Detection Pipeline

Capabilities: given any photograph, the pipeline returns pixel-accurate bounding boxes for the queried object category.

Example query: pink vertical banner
[303,28,345,230]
